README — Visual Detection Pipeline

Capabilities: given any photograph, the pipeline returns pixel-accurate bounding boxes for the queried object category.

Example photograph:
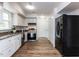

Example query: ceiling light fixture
[26,2,35,10]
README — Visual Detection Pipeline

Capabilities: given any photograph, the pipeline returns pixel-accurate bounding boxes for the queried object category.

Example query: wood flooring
[13,37,62,57]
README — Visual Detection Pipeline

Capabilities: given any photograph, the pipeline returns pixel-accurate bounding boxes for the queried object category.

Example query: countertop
[0,32,22,40]
[0,30,28,40]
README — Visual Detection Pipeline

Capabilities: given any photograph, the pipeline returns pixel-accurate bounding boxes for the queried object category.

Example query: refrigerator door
[63,15,79,56]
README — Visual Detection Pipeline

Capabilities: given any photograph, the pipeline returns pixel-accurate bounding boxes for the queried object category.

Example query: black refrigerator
[55,14,79,56]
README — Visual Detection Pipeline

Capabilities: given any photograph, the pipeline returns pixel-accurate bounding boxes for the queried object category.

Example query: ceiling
[18,2,62,16]
[59,2,79,14]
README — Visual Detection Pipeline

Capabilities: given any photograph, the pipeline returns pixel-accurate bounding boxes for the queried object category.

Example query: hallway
[13,37,61,57]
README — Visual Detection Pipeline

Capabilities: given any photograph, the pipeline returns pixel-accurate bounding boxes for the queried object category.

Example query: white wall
[37,16,49,38]
[49,17,55,47]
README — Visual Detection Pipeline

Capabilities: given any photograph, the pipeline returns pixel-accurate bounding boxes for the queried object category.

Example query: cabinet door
[13,14,25,26]
[17,34,21,49]
[0,34,22,57]
[0,38,11,52]
[25,32,27,42]
[15,37,20,50]
[0,47,13,57]
[12,36,18,51]
[13,34,21,51]
[0,38,12,57]
[9,37,16,56]
[18,34,21,46]
[13,14,18,25]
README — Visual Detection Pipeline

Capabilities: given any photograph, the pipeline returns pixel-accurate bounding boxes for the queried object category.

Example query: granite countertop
[0,32,22,40]
[0,30,28,40]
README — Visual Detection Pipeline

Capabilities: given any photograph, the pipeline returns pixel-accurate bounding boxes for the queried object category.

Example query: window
[0,9,13,30]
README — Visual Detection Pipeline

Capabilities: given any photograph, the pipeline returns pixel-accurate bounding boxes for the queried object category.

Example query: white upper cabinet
[13,13,18,26]
[28,19,37,23]
[13,13,26,26]
[3,2,26,26]
[26,17,37,23]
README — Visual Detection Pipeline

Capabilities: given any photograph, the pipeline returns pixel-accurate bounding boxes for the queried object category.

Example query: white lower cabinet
[0,48,11,57]
[0,34,22,57]
[14,35,21,51]
[0,37,12,52]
